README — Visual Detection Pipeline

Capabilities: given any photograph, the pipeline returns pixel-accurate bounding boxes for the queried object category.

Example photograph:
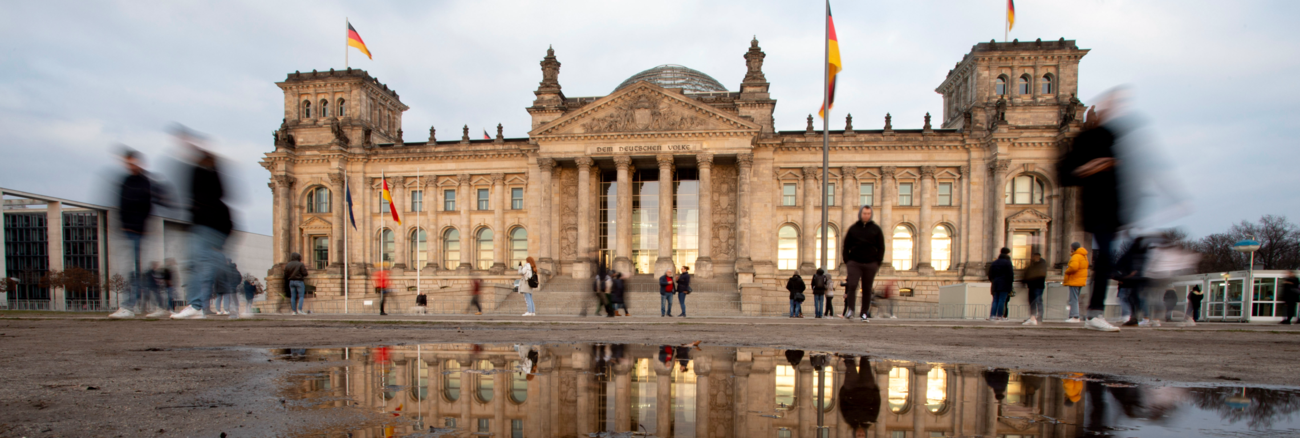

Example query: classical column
[613,156,633,275]
[614,360,632,432]
[654,359,672,437]
[917,166,936,273]
[492,357,508,437]
[879,166,897,273]
[273,175,295,265]
[956,166,968,272]
[46,201,64,310]
[575,157,594,279]
[841,166,858,253]
[654,154,675,275]
[574,351,592,435]
[329,172,347,271]
[989,159,1011,254]
[491,173,507,274]
[796,361,814,438]
[694,357,712,438]
[695,153,714,278]
[959,165,972,274]
[874,361,891,438]
[458,173,473,271]
[800,166,818,273]
[536,158,556,269]
[732,358,753,438]
[735,153,755,273]
[913,364,932,438]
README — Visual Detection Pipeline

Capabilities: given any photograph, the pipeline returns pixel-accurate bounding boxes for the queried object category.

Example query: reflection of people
[674,346,691,372]
[984,368,1010,402]
[838,355,881,436]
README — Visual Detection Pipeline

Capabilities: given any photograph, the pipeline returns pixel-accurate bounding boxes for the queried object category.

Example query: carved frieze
[711,164,738,260]
[580,93,704,133]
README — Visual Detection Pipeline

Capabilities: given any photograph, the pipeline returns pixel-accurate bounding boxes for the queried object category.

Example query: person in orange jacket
[1063,242,1090,322]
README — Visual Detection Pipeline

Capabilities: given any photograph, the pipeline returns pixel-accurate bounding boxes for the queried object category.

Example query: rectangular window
[898,183,913,206]
[826,183,835,206]
[444,417,457,428]
[1011,231,1034,269]
[410,190,423,212]
[511,187,524,210]
[477,418,491,433]
[859,183,873,206]
[477,188,490,210]
[378,191,389,213]
[444,189,456,211]
[937,182,952,206]
[512,419,523,438]
[312,236,329,269]
[782,183,796,206]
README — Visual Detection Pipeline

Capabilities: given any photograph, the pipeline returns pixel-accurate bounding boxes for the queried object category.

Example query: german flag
[483,129,491,140]
[381,172,401,225]
[347,21,372,59]
[819,4,841,119]
[1007,0,1016,31]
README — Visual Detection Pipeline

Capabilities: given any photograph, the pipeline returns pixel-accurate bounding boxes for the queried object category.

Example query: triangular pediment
[300,216,332,230]
[1006,208,1052,224]
[531,82,760,138]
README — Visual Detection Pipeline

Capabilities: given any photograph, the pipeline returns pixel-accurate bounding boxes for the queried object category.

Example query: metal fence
[5,300,116,312]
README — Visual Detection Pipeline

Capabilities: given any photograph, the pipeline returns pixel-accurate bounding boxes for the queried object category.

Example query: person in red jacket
[374,266,391,316]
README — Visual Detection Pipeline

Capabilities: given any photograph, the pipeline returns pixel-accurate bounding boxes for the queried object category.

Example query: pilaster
[695,153,714,278]
[654,154,676,276]
[574,157,594,279]
[613,156,633,276]
[490,172,507,274]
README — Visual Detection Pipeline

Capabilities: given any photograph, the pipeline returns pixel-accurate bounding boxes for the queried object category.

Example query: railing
[5,300,117,312]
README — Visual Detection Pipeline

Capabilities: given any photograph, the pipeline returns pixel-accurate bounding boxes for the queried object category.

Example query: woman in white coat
[519,256,538,316]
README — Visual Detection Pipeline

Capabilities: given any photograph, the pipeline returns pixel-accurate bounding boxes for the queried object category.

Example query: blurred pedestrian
[1063,242,1089,322]
[212,259,239,316]
[586,263,612,317]
[823,273,836,318]
[838,355,881,436]
[786,272,806,318]
[283,252,308,315]
[1280,272,1299,325]
[659,269,675,317]
[467,276,482,315]
[1186,285,1204,324]
[1162,288,1178,322]
[842,206,884,322]
[987,248,1014,321]
[811,268,829,319]
[610,271,627,316]
[1115,236,1151,327]
[519,257,538,316]
[144,261,171,318]
[375,265,391,316]
[415,290,428,314]
[676,266,691,318]
[172,142,233,320]
[1022,252,1047,325]
[110,148,170,319]
[160,258,177,310]
[237,274,259,318]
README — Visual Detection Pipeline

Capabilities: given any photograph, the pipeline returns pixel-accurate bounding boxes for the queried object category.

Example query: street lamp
[1233,236,1260,322]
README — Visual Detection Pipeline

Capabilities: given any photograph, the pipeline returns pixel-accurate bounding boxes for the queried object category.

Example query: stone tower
[273,68,408,152]
[934,39,1088,131]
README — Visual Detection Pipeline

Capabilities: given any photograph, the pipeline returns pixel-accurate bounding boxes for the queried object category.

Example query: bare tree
[102,274,128,304]
[1190,215,1300,273]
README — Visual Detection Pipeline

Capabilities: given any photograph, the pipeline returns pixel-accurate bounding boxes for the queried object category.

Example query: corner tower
[935,39,1088,131]
[273,68,408,151]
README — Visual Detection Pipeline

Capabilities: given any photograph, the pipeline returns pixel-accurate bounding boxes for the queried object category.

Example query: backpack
[527,269,539,288]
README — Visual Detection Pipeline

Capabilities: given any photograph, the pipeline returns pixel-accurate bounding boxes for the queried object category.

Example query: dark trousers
[1282,300,1297,322]
[824,296,835,317]
[843,261,880,318]
[1189,298,1203,321]
[1088,231,1116,316]
[1027,287,1044,320]
[379,291,388,314]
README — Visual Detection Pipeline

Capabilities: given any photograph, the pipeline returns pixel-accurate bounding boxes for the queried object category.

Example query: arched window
[302,100,311,118]
[1005,175,1046,205]
[320,99,329,118]
[509,360,528,404]
[995,76,1007,96]
[382,365,397,400]
[775,364,797,408]
[1018,75,1030,95]
[409,229,427,269]
[378,229,395,266]
[925,367,949,414]
[888,367,912,414]
[777,225,799,270]
[410,360,429,401]
[443,360,461,402]
[509,227,528,268]
[892,225,914,271]
[306,186,330,213]
[1040,74,1054,94]
[443,228,460,269]
[337,98,346,117]
[475,360,495,403]
[476,228,494,270]
[931,225,953,271]
[815,225,838,269]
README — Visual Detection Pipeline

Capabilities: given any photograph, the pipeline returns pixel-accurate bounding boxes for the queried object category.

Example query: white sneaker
[1065,318,1081,323]
[229,312,240,319]
[1022,318,1038,326]
[171,306,205,319]
[889,315,897,319]
[1182,319,1197,327]
[1085,317,1120,332]
[1151,319,1162,328]
[1138,319,1151,327]
[109,308,135,319]
[145,310,171,318]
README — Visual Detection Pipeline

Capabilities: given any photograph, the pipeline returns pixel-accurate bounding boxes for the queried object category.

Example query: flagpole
[345,176,350,314]
[417,167,421,302]
[1004,7,1008,42]
[820,0,831,273]
[345,17,349,69]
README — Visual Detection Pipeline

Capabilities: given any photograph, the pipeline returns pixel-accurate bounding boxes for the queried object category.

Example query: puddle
[273,344,1300,437]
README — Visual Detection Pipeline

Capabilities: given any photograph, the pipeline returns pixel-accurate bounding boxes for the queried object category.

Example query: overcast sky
[1,1,1297,238]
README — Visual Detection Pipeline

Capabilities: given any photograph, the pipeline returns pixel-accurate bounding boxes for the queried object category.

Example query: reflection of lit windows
[444,360,461,401]
[888,367,911,414]
[775,365,797,408]
[511,419,523,438]
[816,225,838,269]
[926,367,948,413]
[509,360,527,404]
[778,429,793,438]
[476,360,495,403]
[444,417,456,428]
[411,360,429,401]
[478,418,491,433]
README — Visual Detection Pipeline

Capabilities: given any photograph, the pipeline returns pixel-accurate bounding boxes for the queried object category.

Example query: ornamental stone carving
[696,153,714,168]
[330,120,350,147]
[656,154,674,168]
[737,153,753,167]
[842,166,858,178]
[273,175,296,189]
[711,164,738,260]
[427,126,436,143]
[537,157,556,172]
[557,168,578,260]
[613,156,631,168]
[490,173,505,184]
[539,46,561,90]
[327,172,345,187]
[802,166,818,180]
[920,166,936,178]
[743,37,767,83]
[880,166,897,179]
[575,156,593,167]
[579,94,704,133]
[988,159,1011,175]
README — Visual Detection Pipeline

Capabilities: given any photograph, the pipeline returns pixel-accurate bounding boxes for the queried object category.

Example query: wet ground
[1,312,1298,437]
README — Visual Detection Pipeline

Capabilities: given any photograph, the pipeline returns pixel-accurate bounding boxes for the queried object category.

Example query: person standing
[1280,272,1299,325]
[375,265,391,316]
[237,274,259,318]
[987,248,1014,321]
[823,273,836,318]
[172,143,233,320]
[1063,242,1089,322]
[1186,285,1204,324]
[811,268,829,319]
[610,271,627,316]
[676,266,692,318]
[786,272,806,318]
[282,252,308,315]
[519,257,538,316]
[1022,252,1048,325]
[841,206,885,322]
[658,270,675,317]
[110,149,170,319]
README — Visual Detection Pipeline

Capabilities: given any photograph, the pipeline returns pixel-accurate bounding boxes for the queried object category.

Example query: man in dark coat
[786,272,806,318]
[838,355,881,436]
[110,149,170,319]
[173,136,235,320]
[987,248,1015,321]
[842,206,885,322]
[1022,252,1048,325]
[1281,271,1299,324]
[1115,236,1150,326]
[676,266,691,318]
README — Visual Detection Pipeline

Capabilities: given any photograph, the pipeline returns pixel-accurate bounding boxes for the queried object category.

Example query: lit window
[444,189,456,211]
[509,227,528,268]
[782,183,797,206]
[995,77,1007,96]
[898,183,913,206]
[1005,175,1045,204]
[926,367,948,413]
[410,190,423,212]
[320,99,329,118]
[511,187,524,210]
[932,226,952,271]
[443,228,460,269]
[509,360,527,404]
[1012,231,1034,269]
[937,182,952,206]
[777,225,799,270]
[1041,75,1054,94]
[511,419,524,438]
[826,183,836,206]
[302,100,311,118]
[410,229,426,268]
[1018,75,1030,95]
[888,367,911,413]
[313,236,328,269]
[477,188,490,210]
[476,228,494,270]
[859,183,874,207]
[816,225,838,269]
[379,229,394,266]
[307,187,330,213]
[892,225,914,271]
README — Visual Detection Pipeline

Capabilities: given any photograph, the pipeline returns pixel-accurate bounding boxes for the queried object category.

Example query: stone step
[491,290,741,316]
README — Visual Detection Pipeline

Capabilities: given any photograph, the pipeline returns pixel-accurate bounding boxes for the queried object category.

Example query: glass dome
[615,64,728,93]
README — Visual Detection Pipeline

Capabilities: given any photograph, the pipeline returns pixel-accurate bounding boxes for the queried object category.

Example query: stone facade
[261,38,1091,314]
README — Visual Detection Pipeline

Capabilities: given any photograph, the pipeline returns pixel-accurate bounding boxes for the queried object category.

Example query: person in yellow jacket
[1064,242,1090,322]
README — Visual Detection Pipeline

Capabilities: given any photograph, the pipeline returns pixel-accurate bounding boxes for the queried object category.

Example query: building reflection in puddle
[274,344,1300,438]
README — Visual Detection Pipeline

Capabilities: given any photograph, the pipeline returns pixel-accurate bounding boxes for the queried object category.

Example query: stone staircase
[491,275,742,317]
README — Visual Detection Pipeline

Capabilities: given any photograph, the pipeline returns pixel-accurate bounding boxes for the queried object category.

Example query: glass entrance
[631,169,659,275]
[599,171,617,268]
[1206,279,1245,321]
[672,169,699,271]
[1252,277,1280,319]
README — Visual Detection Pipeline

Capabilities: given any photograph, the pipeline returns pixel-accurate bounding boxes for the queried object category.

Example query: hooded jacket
[786,273,806,300]
[284,252,309,281]
[118,172,167,234]
[1063,248,1089,287]
[842,220,885,264]
[1022,258,1048,290]
[987,255,1015,293]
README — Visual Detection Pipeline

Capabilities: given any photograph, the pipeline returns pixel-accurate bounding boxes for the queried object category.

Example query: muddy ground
[1,313,1297,437]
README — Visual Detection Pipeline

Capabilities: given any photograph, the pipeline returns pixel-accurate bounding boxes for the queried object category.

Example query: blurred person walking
[172,142,233,320]
[1115,236,1151,327]
[842,206,884,322]
[110,149,170,319]
[1161,288,1178,322]
[811,268,829,319]
[1063,242,1089,322]
[786,272,806,318]
[519,257,538,316]
[1186,285,1204,324]
[823,272,836,318]
[676,266,691,317]
[1280,272,1299,325]
[144,262,171,318]
[160,258,177,310]
[375,265,391,316]
[1022,252,1048,325]
[658,269,675,317]
[610,271,627,316]
[236,274,259,318]
[987,248,1014,321]
[283,252,309,315]
[585,263,613,317]
[467,276,482,315]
